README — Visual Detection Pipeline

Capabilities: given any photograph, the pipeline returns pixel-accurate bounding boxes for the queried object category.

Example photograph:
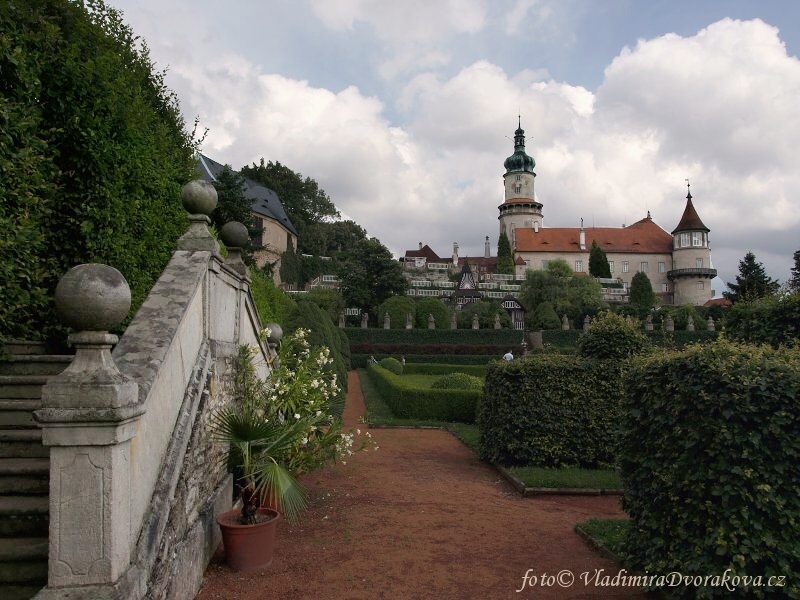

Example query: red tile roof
[515,216,673,254]
[704,297,731,308]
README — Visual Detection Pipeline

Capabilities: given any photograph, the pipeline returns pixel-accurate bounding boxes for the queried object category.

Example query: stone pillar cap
[55,264,131,332]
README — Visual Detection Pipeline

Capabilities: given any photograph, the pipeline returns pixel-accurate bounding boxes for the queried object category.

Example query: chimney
[484,236,490,258]
[418,242,422,250]
[452,242,459,267]
[579,219,586,250]
[534,221,539,233]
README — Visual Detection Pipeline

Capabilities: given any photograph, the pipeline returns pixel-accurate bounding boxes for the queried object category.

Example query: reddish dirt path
[196,372,650,600]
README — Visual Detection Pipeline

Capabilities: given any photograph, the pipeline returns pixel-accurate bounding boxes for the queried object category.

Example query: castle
[403,121,716,306]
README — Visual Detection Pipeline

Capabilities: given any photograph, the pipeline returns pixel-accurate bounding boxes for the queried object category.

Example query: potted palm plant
[211,344,311,571]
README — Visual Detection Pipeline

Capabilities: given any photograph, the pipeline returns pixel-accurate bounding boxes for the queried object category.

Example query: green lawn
[358,369,450,428]
[508,466,622,489]
[575,518,630,558]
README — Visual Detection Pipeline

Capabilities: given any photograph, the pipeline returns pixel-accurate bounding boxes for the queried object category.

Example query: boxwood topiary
[431,373,483,390]
[576,311,650,360]
[379,357,403,375]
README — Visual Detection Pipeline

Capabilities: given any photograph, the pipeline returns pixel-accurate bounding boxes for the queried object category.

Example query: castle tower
[498,118,543,247]
[668,184,716,305]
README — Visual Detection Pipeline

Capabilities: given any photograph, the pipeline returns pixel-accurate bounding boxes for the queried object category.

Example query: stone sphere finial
[181,180,218,215]
[220,221,249,248]
[55,264,131,331]
[265,323,283,344]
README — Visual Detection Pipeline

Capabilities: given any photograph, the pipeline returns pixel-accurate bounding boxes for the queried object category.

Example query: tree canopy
[723,251,779,303]
[519,260,606,326]
[789,250,800,292]
[496,232,514,275]
[0,0,198,342]
[336,237,407,318]
[589,240,612,278]
[629,272,657,310]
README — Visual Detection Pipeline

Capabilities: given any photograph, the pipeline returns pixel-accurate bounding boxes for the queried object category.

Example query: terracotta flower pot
[217,507,280,571]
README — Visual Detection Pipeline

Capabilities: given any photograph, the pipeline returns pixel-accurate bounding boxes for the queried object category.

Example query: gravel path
[196,371,650,600]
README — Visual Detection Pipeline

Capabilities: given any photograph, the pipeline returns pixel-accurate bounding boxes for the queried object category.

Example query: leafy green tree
[0,0,198,342]
[249,269,296,326]
[211,166,254,231]
[629,272,657,310]
[305,287,345,325]
[588,240,612,278]
[723,251,779,303]
[531,301,561,330]
[577,311,650,360]
[788,250,800,292]
[377,296,415,329]
[279,243,303,287]
[519,260,606,323]
[240,159,339,250]
[456,300,511,329]
[414,298,451,329]
[337,237,407,319]
[302,220,367,258]
[496,232,514,275]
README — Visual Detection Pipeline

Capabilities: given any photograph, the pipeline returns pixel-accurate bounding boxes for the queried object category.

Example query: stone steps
[0,348,65,598]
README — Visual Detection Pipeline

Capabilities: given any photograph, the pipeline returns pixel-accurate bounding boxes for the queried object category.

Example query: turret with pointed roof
[668,183,716,305]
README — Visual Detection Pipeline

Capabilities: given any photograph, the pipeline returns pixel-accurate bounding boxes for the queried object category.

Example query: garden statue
[664,316,675,331]
[338,311,345,328]
[583,315,591,330]
[428,313,435,329]
[645,313,653,331]
[406,312,413,329]
[383,312,390,329]
[686,315,695,331]
[561,315,570,330]
[361,312,369,328]
[472,314,480,329]
[707,316,715,331]
[450,313,457,330]
[494,314,501,329]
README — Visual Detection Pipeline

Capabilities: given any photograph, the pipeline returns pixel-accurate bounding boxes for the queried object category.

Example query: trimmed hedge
[351,354,495,368]
[379,357,403,375]
[431,373,483,390]
[541,330,581,351]
[350,343,523,356]
[621,341,800,599]
[402,364,488,378]
[723,292,800,348]
[366,364,480,423]
[345,327,523,345]
[478,355,622,467]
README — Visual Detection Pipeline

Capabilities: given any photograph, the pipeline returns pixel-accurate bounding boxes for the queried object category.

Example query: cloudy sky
[110,0,800,290]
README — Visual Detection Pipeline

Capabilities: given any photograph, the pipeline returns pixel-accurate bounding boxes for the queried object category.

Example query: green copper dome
[504,123,536,174]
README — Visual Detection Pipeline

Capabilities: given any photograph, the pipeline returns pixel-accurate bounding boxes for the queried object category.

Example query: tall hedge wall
[478,355,623,467]
[351,354,495,368]
[344,327,523,346]
[366,364,480,423]
[621,341,800,599]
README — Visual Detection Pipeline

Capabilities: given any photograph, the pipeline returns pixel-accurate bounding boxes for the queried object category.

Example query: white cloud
[109,2,799,285]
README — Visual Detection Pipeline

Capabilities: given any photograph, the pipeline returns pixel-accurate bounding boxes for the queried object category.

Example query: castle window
[692,232,702,246]
[696,281,704,290]
[680,233,690,248]
[658,261,665,273]
[608,261,614,273]
[662,283,669,292]
[542,260,549,270]
[514,185,521,194]
[696,258,703,268]
[640,261,649,273]
[515,175,521,181]
[575,260,583,272]
[622,261,629,273]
